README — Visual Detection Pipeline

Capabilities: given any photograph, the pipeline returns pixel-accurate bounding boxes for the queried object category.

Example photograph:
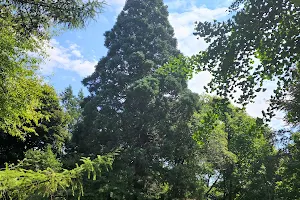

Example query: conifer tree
[76,0,180,155]
[73,0,201,199]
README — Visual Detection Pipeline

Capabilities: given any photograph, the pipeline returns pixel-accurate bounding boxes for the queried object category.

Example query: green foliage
[60,86,84,133]
[169,0,300,119]
[276,132,300,200]
[22,146,63,171]
[4,0,299,199]
[291,0,300,6]
[0,12,45,139]
[157,55,195,80]
[0,85,70,165]
[192,96,277,199]
[278,75,300,126]
[1,0,105,37]
[0,149,117,200]
[181,1,300,197]
[0,0,115,199]
[275,77,300,199]
[79,0,180,153]
[0,0,105,139]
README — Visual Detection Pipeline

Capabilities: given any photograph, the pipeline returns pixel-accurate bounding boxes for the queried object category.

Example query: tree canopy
[193,97,277,199]
[1,0,105,37]
[0,0,105,139]
[2,0,300,199]
[190,0,299,117]
[0,13,44,138]
[0,148,117,200]
[0,85,70,165]
[0,0,112,199]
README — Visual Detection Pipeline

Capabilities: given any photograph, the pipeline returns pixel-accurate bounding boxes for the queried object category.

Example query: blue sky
[41,0,286,129]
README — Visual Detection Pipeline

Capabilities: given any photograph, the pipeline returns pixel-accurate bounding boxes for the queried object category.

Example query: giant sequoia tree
[73,0,201,199]
[75,0,180,156]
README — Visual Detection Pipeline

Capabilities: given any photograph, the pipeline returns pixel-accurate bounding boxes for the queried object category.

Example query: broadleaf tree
[0,85,70,166]
[0,0,105,139]
[275,78,300,199]
[192,96,278,199]
[172,0,299,119]
[0,1,112,199]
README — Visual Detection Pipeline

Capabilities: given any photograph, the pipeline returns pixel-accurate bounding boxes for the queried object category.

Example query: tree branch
[205,173,221,197]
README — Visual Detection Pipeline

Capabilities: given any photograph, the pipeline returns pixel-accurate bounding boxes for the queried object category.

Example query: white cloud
[188,71,212,94]
[71,50,82,58]
[69,43,79,50]
[41,39,97,77]
[244,81,288,129]
[169,5,228,56]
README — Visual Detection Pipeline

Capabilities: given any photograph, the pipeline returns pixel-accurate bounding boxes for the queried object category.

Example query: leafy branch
[0,151,118,200]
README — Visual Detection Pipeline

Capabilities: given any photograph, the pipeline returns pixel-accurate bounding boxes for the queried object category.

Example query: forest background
[0,0,299,199]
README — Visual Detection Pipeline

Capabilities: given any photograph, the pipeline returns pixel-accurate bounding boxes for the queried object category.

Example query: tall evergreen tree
[73,0,201,199]
[60,86,84,133]
[75,0,180,156]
